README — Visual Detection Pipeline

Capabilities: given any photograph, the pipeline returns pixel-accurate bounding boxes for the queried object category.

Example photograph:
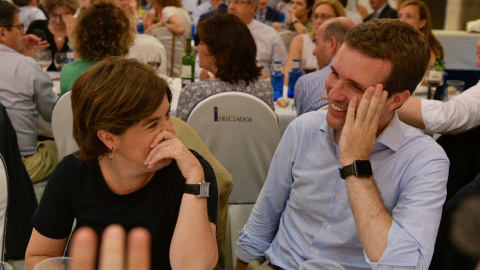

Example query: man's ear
[329,36,338,55]
[97,130,117,150]
[387,90,410,111]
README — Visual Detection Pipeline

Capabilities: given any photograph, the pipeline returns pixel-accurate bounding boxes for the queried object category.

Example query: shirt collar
[375,3,388,16]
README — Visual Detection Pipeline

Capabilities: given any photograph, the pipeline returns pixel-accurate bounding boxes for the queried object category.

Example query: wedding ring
[355,114,365,118]
[167,145,170,150]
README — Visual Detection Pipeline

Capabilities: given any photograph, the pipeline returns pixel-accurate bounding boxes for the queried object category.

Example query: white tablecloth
[432,30,480,71]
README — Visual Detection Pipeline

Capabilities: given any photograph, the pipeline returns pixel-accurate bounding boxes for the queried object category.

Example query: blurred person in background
[255,0,281,30]
[282,0,344,84]
[26,0,79,71]
[60,0,134,94]
[357,0,396,22]
[177,14,274,121]
[398,0,442,66]
[13,0,47,29]
[285,0,313,34]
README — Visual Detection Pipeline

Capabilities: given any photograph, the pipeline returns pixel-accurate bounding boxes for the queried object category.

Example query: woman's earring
[109,147,114,160]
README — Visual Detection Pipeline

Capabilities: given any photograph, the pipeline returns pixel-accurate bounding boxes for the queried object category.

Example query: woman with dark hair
[286,0,314,35]
[59,0,134,94]
[398,0,443,66]
[25,57,219,270]
[176,13,274,121]
[26,0,80,71]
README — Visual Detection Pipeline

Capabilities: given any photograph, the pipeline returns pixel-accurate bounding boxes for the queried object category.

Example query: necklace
[57,36,64,42]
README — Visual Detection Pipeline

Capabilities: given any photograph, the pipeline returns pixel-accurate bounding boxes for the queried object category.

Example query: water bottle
[137,17,144,34]
[288,59,301,98]
[271,62,284,101]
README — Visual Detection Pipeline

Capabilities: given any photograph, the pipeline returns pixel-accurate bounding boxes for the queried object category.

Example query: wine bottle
[181,38,195,88]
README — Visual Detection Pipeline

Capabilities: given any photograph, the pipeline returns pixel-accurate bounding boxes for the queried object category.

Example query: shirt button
[326,225,332,230]
[335,195,341,201]
[314,249,319,255]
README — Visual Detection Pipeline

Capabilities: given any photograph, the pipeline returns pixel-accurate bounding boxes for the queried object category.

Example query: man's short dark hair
[0,0,20,29]
[345,19,430,96]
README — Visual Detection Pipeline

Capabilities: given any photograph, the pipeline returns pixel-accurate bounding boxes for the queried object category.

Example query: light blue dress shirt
[0,44,57,156]
[294,58,332,116]
[236,110,449,269]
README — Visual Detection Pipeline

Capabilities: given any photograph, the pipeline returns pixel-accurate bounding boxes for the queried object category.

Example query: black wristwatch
[339,160,373,179]
[184,181,210,197]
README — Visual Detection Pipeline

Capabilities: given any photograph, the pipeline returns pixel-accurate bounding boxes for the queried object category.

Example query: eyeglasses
[3,23,24,32]
[311,13,335,20]
[227,0,252,5]
[50,13,67,20]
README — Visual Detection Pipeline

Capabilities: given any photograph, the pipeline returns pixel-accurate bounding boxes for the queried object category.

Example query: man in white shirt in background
[0,0,58,183]
[12,0,46,29]
[398,37,480,135]
[228,0,287,77]
[294,17,354,116]
[191,0,220,26]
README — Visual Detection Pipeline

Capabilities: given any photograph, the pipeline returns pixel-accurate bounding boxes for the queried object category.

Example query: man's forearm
[345,176,392,262]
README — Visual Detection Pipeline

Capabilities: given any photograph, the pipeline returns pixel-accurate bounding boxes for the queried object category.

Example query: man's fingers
[70,227,98,270]
[127,228,151,270]
[98,225,126,270]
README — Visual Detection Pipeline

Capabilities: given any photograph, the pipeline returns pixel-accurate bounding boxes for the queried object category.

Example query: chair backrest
[0,153,8,261]
[186,92,281,203]
[127,34,168,76]
[52,91,79,160]
[150,28,186,78]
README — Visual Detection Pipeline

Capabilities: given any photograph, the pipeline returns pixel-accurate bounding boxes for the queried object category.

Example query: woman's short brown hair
[197,13,261,85]
[42,0,80,14]
[72,0,134,61]
[71,57,172,162]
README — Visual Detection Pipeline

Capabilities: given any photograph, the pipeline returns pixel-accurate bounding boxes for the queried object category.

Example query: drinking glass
[54,52,68,71]
[0,262,13,270]
[298,258,345,270]
[33,256,72,270]
[34,50,52,71]
[426,67,444,100]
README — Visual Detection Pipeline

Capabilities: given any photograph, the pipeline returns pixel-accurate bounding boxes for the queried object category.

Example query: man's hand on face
[22,34,48,56]
[338,84,388,166]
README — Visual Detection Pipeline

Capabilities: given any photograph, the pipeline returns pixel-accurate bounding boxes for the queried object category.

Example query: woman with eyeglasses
[26,0,80,71]
[282,0,344,84]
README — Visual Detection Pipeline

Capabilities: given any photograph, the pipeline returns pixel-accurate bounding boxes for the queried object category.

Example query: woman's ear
[97,130,116,149]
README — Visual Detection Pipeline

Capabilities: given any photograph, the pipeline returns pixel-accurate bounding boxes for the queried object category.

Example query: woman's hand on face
[144,130,204,184]
[63,14,75,40]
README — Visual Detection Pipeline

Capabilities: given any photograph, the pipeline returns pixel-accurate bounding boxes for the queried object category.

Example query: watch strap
[339,163,356,179]
[184,181,210,197]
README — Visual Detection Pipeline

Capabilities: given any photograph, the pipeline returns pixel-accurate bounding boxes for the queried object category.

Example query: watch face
[354,160,373,177]
[199,182,210,197]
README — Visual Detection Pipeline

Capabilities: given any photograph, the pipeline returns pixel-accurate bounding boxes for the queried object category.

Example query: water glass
[34,50,52,71]
[0,262,13,270]
[446,80,465,98]
[298,258,345,270]
[54,52,68,71]
[33,256,72,270]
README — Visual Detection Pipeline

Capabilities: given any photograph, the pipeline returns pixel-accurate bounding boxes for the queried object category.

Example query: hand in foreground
[338,84,388,166]
[145,129,205,184]
[69,225,151,270]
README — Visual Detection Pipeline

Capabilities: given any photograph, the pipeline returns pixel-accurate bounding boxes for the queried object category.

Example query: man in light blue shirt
[294,17,354,116]
[236,19,449,270]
